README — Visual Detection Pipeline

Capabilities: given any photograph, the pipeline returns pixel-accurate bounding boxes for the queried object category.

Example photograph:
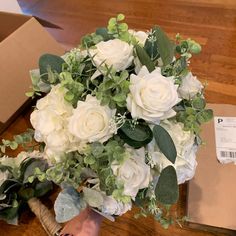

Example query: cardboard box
[187,103,236,235]
[0,11,65,133]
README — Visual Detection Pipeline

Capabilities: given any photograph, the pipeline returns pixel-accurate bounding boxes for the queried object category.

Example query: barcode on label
[220,151,236,158]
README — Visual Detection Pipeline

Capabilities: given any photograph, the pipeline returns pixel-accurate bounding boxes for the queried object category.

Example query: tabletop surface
[0,0,236,235]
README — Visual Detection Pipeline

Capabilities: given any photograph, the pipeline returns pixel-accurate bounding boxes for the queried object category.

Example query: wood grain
[0,0,236,235]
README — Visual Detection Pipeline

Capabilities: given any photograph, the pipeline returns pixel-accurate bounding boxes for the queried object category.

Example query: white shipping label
[214,117,236,164]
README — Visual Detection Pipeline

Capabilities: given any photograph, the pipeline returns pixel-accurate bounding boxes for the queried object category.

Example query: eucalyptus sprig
[0,129,36,155]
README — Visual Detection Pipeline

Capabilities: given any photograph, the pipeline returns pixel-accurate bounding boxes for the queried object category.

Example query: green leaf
[25,91,34,97]
[84,155,95,165]
[155,165,179,205]
[83,187,103,208]
[118,121,153,148]
[9,141,18,150]
[118,23,128,31]
[18,187,34,200]
[192,97,206,110]
[0,179,21,195]
[54,187,86,223]
[39,54,65,84]
[153,26,175,66]
[96,27,112,41]
[196,109,213,124]
[144,38,159,60]
[0,200,19,221]
[20,158,47,183]
[117,13,125,21]
[153,125,177,164]
[34,181,53,197]
[136,45,155,72]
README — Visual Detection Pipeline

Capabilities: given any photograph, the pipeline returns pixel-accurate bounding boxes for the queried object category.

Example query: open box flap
[0,16,65,131]
[0,11,31,40]
[0,11,62,41]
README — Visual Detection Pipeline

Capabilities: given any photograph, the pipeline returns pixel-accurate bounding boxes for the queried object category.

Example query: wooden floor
[0,0,236,235]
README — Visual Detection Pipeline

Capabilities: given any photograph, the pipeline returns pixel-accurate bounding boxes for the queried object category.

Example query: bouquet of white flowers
[1,14,213,231]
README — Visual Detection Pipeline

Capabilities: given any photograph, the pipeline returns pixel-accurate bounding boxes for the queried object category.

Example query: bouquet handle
[28,197,62,236]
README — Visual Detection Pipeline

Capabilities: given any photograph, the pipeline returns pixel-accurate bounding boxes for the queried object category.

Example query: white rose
[89,39,133,71]
[30,85,73,138]
[30,85,74,163]
[147,120,197,184]
[111,147,151,199]
[178,72,203,99]
[127,66,181,124]
[31,109,64,137]
[128,30,148,45]
[36,85,73,115]
[101,195,132,216]
[45,130,71,152]
[68,95,116,143]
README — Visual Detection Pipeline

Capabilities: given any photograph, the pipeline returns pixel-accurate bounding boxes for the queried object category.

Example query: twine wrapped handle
[28,197,62,236]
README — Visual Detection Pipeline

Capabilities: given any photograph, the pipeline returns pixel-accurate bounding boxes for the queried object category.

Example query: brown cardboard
[0,11,65,133]
[187,104,236,231]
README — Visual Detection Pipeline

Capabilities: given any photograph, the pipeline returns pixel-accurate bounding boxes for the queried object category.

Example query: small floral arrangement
[1,14,213,229]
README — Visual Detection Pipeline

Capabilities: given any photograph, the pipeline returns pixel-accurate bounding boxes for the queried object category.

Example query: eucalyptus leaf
[153,125,177,164]
[83,187,103,208]
[0,200,19,221]
[192,97,206,110]
[136,45,155,72]
[155,166,179,205]
[34,181,53,197]
[54,187,85,223]
[39,54,65,84]
[153,26,175,66]
[118,121,153,148]
[196,109,213,124]
[22,159,48,184]
[96,27,112,41]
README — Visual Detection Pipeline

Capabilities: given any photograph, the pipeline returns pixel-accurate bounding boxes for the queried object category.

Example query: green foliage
[95,69,130,109]
[136,45,155,72]
[0,129,35,155]
[118,120,153,148]
[176,96,213,134]
[39,54,65,84]
[155,166,179,205]
[54,187,86,223]
[0,157,52,223]
[112,187,131,203]
[153,26,175,66]
[96,27,113,41]
[161,56,188,81]
[46,152,84,189]
[144,33,159,61]
[59,72,85,107]
[83,187,103,208]
[153,125,177,164]
[34,181,53,197]
[20,158,48,183]
[107,14,130,42]
[81,33,103,48]
[0,197,19,221]
[175,35,201,58]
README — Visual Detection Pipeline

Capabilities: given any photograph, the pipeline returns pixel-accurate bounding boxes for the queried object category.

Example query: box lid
[0,11,61,41]
[0,12,64,132]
